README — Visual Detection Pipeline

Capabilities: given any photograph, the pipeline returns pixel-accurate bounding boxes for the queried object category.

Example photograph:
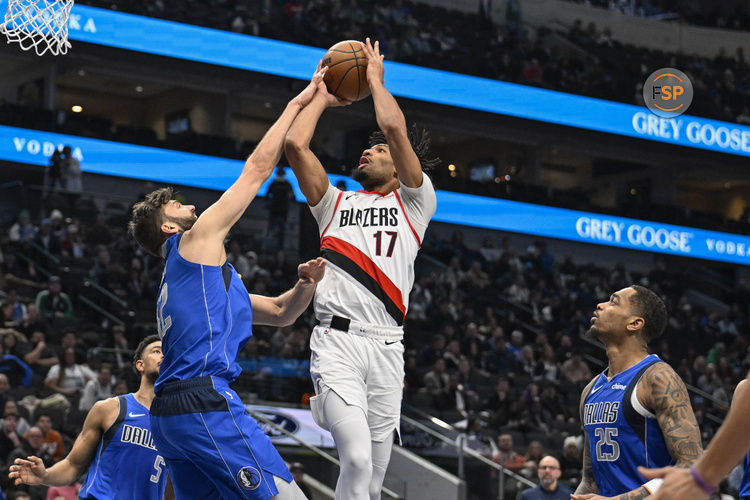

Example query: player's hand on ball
[363,37,385,86]
[298,257,326,285]
[9,456,46,485]
[292,67,327,108]
[314,60,352,108]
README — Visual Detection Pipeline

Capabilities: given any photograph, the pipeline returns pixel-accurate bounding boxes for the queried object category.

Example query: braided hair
[368,124,441,172]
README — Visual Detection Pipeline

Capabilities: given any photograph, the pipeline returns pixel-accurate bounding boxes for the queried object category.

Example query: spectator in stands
[57,331,84,366]
[522,440,545,477]
[3,401,30,436]
[493,433,526,472]
[1,251,37,290]
[520,345,544,381]
[7,426,54,497]
[33,219,61,256]
[44,149,64,201]
[242,251,269,285]
[78,364,114,411]
[16,305,43,340]
[417,334,445,367]
[33,413,64,463]
[8,211,37,243]
[60,145,82,213]
[45,482,81,500]
[0,342,33,388]
[266,167,295,249]
[561,353,591,384]
[44,347,95,398]
[2,290,27,329]
[0,411,23,461]
[227,241,250,277]
[19,332,58,381]
[0,374,9,416]
[423,358,451,409]
[289,462,312,498]
[520,455,572,500]
[484,337,518,375]
[108,325,130,370]
[113,380,128,396]
[2,332,26,360]
[34,277,73,323]
[559,435,582,486]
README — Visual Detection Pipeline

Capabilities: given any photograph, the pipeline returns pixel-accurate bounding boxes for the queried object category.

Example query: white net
[0,0,73,56]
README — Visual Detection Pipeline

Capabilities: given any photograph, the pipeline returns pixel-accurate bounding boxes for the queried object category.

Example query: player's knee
[343,447,372,476]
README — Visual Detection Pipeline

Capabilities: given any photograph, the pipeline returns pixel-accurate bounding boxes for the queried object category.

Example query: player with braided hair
[284,38,439,500]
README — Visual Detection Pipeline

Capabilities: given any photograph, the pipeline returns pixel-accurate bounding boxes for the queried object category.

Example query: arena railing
[20,229,132,327]
[399,413,536,500]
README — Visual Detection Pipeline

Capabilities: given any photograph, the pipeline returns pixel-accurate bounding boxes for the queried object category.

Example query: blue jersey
[155,233,253,392]
[79,394,167,500]
[740,452,750,499]
[584,354,673,497]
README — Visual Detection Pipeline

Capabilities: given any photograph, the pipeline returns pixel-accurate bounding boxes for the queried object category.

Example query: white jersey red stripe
[309,175,437,329]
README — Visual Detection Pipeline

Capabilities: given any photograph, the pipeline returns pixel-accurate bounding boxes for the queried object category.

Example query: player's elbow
[283,136,307,157]
[380,119,407,138]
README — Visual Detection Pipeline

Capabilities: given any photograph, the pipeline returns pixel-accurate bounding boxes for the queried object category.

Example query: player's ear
[161,221,179,235]
[626,316,644,334]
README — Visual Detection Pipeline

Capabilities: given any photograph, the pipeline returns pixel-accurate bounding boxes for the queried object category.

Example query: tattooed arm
[574,377,599,496]
[639,362,703,467]
[582,363,704,500]
[573,362,702,500]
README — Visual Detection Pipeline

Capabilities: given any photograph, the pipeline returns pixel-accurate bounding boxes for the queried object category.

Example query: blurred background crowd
[0,170,744,498]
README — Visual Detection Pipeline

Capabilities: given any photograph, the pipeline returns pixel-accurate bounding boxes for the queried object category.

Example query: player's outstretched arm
[574,377,599,496]
[284,63,350,206]
[640,377,750,500]
[183,73,324,259]
[362,37,423,189]
[250,258,325,326]
[9,398,114,486]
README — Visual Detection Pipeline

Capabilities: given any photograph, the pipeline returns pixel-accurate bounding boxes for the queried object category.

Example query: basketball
[322,40,370,102]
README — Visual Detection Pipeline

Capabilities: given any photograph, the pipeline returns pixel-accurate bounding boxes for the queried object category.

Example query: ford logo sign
[255,411,299,439]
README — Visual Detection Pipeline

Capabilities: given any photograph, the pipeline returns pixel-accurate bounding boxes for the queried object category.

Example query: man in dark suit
[520,456,572,500]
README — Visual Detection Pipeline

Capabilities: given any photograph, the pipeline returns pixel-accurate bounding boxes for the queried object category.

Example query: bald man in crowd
[520,456,572,500]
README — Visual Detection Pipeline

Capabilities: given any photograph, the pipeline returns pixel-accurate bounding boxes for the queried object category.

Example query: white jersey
[309,174,436,329]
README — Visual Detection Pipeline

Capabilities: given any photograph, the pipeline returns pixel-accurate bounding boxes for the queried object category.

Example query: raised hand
[9,456,47,486]
[362,37,385,87]
[313,60,352,107]
[297,257,326,285]
[291,66,328,109]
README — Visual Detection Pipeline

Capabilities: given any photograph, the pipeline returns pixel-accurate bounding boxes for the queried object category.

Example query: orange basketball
[322,40,370,102]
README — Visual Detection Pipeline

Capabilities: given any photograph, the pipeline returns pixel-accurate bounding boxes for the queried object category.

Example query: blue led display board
[1,1,749,158]
[2,124,749,266]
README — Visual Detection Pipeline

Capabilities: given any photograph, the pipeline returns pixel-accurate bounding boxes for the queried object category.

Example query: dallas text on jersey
[121,424,157,451]
[583,401,620,425]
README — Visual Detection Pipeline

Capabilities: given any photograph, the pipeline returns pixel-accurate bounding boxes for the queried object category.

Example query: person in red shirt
[493,433,526,472]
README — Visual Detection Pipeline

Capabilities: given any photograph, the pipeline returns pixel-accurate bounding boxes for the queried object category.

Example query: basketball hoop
[1,0,73,56]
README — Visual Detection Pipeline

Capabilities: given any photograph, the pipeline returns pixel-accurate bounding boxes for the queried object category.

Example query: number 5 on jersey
[373,231,398,257]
